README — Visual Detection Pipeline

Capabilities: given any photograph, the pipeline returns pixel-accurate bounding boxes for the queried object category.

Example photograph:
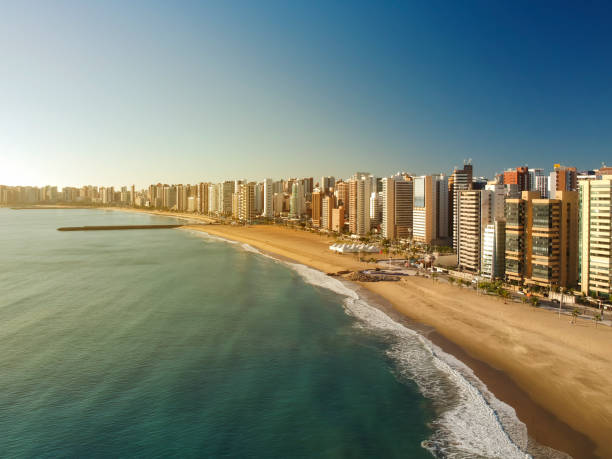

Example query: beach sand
[185,223,612,458]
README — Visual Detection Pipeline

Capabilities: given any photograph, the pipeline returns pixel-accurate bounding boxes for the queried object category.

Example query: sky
[1,0,611,188]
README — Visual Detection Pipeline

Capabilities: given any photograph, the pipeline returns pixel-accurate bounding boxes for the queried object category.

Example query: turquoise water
[0,209,436,458]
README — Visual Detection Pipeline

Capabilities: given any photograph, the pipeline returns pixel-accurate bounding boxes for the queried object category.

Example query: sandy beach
[184,223,612,458]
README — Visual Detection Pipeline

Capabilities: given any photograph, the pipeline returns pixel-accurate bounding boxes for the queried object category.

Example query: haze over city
[2,1,611,188]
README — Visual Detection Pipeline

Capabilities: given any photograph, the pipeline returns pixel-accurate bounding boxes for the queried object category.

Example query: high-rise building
[549,165,577,199]
[321,176,335,194]
[197,182,208,213]
[335,180,349,213]
[481,219,506,280]
[348,173,372,236]
[332,206,345,232]
[263,178,274,218]
[528,168,546,194]
[456,190,493,272]
[485,182,505,220]
[413,174,449,245]
[370,192,382,227]
[503,167,530,192]
[450,162,473,247]
[382,176,413,240]
[322,195,335,230]
[289,182,304,218]
[579,176,612,298]
[239,182,256,223]
[254,183,264,215]
[504,191,578,288]
[311,188,322,227]
[220,181,233,215]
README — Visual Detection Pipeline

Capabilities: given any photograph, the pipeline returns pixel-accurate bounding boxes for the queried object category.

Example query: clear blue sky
[1,1,611,188]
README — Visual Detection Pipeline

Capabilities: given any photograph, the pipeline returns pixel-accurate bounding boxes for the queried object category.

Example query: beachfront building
[481,219,506,280]
[311,188,322,227]
[456,190,492,272]
[579,176,612,299]
[504,190,579,288]
[332,206,345,232]
[381,175,413,240]
[221,181,234,215]
[449,162,473,248]
[289,182,304,219]
[238,182,256,223]
[412,174,449,245]
[322,195,335,230]
[335,180,349,214]
[197,182,208,214]
[370,191,382,227]
[348,172,373,236]
[263,178,274,218]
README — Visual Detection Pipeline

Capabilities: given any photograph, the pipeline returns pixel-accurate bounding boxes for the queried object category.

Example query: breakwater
[57,224,185,231]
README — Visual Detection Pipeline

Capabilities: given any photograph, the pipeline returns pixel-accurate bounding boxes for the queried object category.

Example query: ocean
[0,208,548,458]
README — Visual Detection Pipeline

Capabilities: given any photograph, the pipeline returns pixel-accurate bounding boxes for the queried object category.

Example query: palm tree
[594,312,602,328]
[530,296,540,308]
[498,288,510,304]
[571,308,580,324]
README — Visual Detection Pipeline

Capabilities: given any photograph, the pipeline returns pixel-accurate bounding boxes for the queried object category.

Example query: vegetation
[594,312,602,328]
[497,288,510,304]
[571,308,580,324]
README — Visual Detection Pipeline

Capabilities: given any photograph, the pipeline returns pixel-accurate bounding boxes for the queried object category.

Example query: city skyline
[2,1,612,188]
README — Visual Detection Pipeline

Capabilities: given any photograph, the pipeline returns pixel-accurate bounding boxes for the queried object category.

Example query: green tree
[594,312,602,328]
[530,297,540,308]
[498,288,510,304]
[571,308,580,324]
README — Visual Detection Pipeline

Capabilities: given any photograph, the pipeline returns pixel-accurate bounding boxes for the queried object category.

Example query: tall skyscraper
[263,178,274,218]
[322,195,335,230]
[321,176,335,194]
[335,180,349,213]
[456,190,493,272]
[481,219,506,280]
[369,191,382,227]
[412,174,448,245]
[382,176,413,240]
[311,188,322,227]
[239,182,256,223]
[450,162,473,248]
[348,173,372,236]
[221,181,233,215]
[579,176,612,298]
[289,182,304,218]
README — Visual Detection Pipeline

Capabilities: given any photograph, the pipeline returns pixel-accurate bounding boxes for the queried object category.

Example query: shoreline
[179,223,610,459]
[34,207,610,457]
